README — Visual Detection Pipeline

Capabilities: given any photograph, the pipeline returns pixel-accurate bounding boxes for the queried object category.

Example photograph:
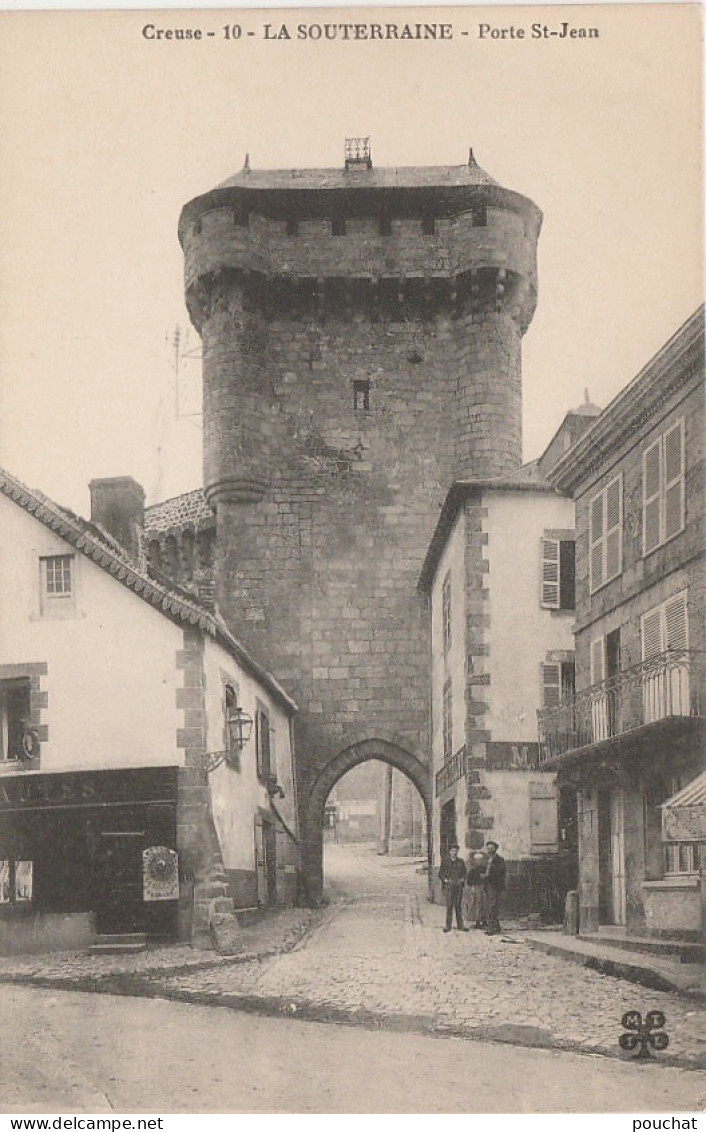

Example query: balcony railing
[537,649,704,764]
[435,747,467,796]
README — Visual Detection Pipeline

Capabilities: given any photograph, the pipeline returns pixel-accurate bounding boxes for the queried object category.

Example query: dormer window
[286,216,299,237]
[332,217,346,236]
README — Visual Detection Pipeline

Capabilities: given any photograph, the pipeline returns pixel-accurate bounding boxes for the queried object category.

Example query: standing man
[439,842,468,932]
[483,840,506,935]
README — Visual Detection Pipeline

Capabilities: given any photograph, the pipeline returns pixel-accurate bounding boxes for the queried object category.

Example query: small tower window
[286,216,299,237]
[353,380,370,412]
[234,209,249,228]
[472,205,487,228]
[332,217,346,236]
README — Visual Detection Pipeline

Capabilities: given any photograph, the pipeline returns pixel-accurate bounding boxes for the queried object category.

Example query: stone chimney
[89,476,145,561]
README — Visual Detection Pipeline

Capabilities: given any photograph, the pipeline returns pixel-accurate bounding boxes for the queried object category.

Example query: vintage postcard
[0,3,704,1118]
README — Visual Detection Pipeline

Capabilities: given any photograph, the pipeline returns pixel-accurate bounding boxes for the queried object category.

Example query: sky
[0,3,703,516]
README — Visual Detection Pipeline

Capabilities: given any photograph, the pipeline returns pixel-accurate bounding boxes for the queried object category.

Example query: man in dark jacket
[438,843,468,932]
[483,840,506,935]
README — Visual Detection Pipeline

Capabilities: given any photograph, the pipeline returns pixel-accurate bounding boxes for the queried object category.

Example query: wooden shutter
[664,591,688,651]
[559,539,576,611]
[663,420,685,541]
[643,439,662,555]
[256,708,271,779]
[254,815,267,906]
[589,492,605,591]
[641,607,664,660]
[541,538,560,609]
[605,477,622,581]
[590,637,605,684]
[530,782,558,853]
[541,663,562,707]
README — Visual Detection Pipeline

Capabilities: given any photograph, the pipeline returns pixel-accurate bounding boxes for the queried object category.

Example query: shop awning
[662,770,706,841]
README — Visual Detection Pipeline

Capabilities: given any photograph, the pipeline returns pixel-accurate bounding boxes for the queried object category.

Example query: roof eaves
[549,306,705,493]
[1,466,297,715]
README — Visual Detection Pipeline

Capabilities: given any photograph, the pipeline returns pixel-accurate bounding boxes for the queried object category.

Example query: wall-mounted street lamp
[203,706,254,774]
[227,706,254,751]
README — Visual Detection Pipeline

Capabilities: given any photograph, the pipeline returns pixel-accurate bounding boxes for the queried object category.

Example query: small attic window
[379,216,392,236]
[332,217,346,237]
[286,216,299,237]
[421,215,436,236]
[472,205,487,228]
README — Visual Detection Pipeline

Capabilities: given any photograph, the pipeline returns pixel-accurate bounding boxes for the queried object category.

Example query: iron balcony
[537,648,704,764]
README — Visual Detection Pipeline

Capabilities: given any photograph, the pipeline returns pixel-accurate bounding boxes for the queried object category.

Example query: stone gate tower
[179,143,541,899]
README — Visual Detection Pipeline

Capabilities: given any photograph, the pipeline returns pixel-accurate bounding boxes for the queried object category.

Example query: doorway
[95,831,144,934]
[608,788,627,926]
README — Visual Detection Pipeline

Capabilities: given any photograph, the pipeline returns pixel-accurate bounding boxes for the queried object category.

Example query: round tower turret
[179,148,541,505]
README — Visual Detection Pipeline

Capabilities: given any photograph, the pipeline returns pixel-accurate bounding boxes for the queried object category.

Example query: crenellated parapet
[180,158,540,336]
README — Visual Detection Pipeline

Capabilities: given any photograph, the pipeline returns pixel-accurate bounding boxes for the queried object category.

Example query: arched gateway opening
[302,739,431,904]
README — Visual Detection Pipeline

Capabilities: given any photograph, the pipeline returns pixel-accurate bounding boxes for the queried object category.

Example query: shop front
[0,766,179,953]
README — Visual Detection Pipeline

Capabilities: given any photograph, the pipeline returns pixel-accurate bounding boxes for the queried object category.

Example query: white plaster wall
[484,491,575,742]
[483,770,556,859]
[203,637,297,872]
[0,495,184,773]
[430,513,466,773]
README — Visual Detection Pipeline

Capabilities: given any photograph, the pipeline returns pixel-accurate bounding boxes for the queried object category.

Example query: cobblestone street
[0,845,704,1073]
[145,845,706,1067]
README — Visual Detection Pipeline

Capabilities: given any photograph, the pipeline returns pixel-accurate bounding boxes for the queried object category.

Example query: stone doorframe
[301,737,432,905]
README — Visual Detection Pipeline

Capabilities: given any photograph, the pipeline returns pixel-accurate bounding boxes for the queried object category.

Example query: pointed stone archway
[300,738,431,904]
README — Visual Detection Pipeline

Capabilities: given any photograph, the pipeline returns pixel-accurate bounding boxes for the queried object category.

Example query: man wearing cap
[483,840,506,935]
[438,842,468,932]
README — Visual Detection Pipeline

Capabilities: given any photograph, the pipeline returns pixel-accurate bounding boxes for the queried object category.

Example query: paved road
[159,844,706,1066]
[2,983,705,1114]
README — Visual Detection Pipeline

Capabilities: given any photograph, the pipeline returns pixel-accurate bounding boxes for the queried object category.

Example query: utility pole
[377,763,393,855]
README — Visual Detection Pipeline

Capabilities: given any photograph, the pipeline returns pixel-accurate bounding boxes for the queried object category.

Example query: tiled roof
[217,159,501,192]
[0,467,295,713]
[144,489,212,534]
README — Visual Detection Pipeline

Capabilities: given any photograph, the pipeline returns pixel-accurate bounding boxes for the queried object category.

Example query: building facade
[419,473,576,914]
[539,307,705,939]
[0,471,298,953]
[177,144,542,897]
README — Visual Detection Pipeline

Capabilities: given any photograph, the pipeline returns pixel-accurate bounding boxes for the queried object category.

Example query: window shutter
[530,782,558,853]
[589,493,604,592]
[541,538,560,608]
[590,637,605,684]
[641,607,664,660]
[254,816,267,906]
[605,477,622,581]
[559,539,576,611]
[643,440,662,554]
[541,663,562,708]
[664,592,688,651]
[664,421,685,541]
[261,710,271,778]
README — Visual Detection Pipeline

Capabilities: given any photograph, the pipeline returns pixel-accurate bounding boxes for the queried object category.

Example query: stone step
[89,933,147,954]
[582,931,704,965]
